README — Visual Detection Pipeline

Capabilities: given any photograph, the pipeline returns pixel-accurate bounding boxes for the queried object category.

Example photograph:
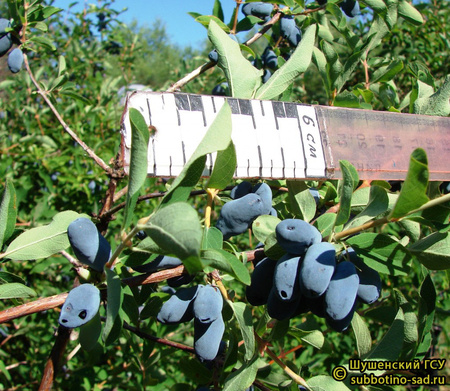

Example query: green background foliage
[0,0,449,390]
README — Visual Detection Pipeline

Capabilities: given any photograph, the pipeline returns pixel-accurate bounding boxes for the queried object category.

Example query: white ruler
[121,91,450,181]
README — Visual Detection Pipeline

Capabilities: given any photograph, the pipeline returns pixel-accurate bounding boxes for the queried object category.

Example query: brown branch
[167,11,283,92]
[101,187,232,220]
[0,248,262,324]
[119,318,195,354]
[292,4,327,16]
[38,326,72,391]
[166,61,216,93]
[0,292,68,324]
[230,0,243,35]
[255,333,311,390]
[22,54,113,176]
[245,12,282,46]
[121,265,187,287]
[332,216,390,241]
[363,53,370,90]
[113,185,128,203]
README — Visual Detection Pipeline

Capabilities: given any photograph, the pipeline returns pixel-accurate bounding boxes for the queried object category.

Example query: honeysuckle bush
[0,0,449,390]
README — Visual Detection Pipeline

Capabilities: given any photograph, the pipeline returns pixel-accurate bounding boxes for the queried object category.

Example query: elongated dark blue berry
[7,48,23,73]
[299,242,336,298]
[193,285,223,323]
[67,218,111,272]
[59,284,100,328]
[325,261,359,321]
[276,219,322,255]
[157,285,200,324]
[194,316,225,362]
[273,253,301,301]
[246,257,276,306]
[216,193,267,239]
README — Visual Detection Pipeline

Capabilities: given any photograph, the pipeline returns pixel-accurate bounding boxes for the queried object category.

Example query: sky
[52,0,238,48]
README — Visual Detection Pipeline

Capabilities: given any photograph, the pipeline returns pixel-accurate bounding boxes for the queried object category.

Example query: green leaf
[413,76,450,116]
[362,308,405,373]
[2,211,85,261]
[201,227,223,250]
[59,90,92,105]
[144,202,203,274]
[333,90,360,108]
[196,15,230,33]
[321,41,343,90]
[208,20,262,98]
[0,271,25,284]
[307,375,351,391]
[122,108,150,231]
[345,233,412,276]
[416,274,435,358]
[41,5,62,18]
[394,290,418,350]
[0,179,17,247]
[57,55,66,77]
[223,354,260,391]
[33,21,48,32]
[29,35,56,51]
[236,15,264,33]
[252,215,281,244]
[312,47,331,98]
[79,311,102,351]
[255,24,317,100]
[264,232,285,260]
[334,50,366,93]
[286,181,316,222]
[345,185,389,230]
[313,213,336,238]
[230,301,255,361]
[385,0,399,30]
[160,102,232,206]
[102,268,123,345]
[409,232,450,270]
[371,60,404,83]
[206,141,236,190]
[335,160,359,226]
[351,312,372,357]
[212,0,224,21]
[398,0,424,25]
[389,148,429,219]
[363,0,387,15]
[202,249,250,285]
[0,283,37,299]
[289,327,324,349]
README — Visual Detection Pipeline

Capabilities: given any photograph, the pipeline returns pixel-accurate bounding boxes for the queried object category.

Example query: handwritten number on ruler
[302,115,315,127]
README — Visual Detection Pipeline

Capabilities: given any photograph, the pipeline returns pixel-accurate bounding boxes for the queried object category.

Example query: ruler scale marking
[121,92,450,181]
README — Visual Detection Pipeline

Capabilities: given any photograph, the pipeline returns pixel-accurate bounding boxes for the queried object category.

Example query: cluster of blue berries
[247,219,381,331]
[0,18,24,73]
[157,284,225,362]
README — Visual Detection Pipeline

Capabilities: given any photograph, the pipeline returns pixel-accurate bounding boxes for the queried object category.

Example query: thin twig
[255,333,312,390]
[332,217,389,241]
[230,0,243,34]
[166,11,282,92]
[245,12,282,46]
[22,54,113,176]
[119,318,195,354]
[166,61,216,93]
[102,187,233,219]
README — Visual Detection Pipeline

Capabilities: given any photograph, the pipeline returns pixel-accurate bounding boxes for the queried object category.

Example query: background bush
[0,0,449,390]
